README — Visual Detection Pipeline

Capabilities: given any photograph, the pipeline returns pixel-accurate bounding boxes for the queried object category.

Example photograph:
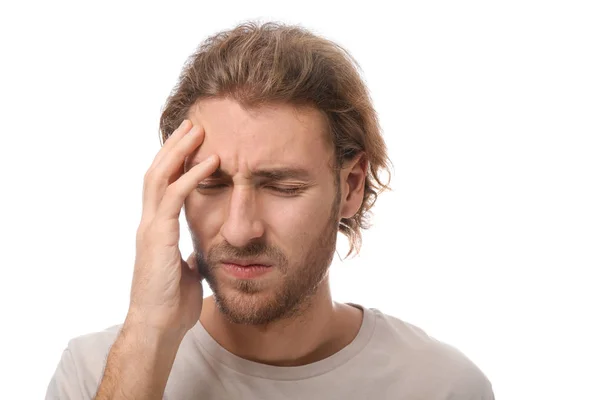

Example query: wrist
[123,313,187,348]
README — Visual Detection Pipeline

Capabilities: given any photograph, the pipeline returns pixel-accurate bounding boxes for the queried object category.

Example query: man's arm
[47,120,216,399]
[92,120,216,399]
[94,322,184,400]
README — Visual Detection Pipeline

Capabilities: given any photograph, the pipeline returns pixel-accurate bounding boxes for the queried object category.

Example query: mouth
[221,259,272,267]
[220,261,273,279]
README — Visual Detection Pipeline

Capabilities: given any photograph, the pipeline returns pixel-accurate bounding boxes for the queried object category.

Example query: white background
[1,1,598,398]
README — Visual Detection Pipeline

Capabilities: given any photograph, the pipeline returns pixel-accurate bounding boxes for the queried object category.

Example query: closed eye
[196,183,227,190]
[266,186,304,195]
[196,184,304,196]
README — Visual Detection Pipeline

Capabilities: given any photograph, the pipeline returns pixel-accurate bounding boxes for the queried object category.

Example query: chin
[217,291,282,325]
[211,282,304,325]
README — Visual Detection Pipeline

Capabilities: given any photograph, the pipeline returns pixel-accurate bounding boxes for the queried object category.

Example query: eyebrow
[188,162,313,182]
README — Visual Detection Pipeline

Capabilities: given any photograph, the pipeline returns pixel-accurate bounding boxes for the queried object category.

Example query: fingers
[150,119,192,170]
[186,252,196,269]
[156,155,220,220]
[142,123,208,219]
[185,252,203,281]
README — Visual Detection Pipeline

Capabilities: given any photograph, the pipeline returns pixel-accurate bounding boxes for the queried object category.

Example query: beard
[193,184,341,326]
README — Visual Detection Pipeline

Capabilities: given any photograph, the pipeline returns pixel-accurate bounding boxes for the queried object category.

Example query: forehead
[186,98,333,172]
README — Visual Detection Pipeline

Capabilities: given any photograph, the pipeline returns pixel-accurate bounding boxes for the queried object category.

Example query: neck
[199,280,363,366]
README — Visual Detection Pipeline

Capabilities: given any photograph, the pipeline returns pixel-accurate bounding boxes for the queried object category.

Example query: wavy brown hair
[159,21,392,258]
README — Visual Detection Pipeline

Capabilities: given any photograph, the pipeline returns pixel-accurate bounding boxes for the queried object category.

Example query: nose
[220,185,265,247]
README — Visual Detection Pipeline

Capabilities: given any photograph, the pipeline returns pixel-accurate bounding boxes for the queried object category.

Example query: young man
[47,21,494,399]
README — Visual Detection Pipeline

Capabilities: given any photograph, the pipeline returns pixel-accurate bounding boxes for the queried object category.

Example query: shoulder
[67,323,122,352]
[46,325,122,399]
[367,308,495,399]
[67,323,123,371]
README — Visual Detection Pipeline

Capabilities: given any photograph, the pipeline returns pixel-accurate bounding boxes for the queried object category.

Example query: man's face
[183,98,341,325]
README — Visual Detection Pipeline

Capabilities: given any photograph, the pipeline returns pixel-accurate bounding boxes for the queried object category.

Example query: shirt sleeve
[45,348,84,400]
[450,366,495,400]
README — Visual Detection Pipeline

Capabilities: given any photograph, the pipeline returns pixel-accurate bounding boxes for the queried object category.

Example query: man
[47,21,494,399]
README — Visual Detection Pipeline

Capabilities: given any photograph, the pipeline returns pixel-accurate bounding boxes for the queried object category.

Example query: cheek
[184,197,224,240]
[265,195,330,240]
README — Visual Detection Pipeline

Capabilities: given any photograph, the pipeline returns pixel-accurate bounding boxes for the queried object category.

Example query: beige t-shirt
[46,305,494,399]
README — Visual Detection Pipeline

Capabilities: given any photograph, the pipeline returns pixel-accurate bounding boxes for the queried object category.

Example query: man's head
[159,21,391,325]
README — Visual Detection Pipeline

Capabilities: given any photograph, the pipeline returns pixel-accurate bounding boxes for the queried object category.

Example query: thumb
[184,252,203,281]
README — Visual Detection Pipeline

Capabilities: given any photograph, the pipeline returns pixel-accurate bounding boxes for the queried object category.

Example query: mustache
[202,239,288,268]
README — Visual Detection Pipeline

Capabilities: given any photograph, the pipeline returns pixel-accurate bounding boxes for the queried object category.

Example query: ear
[339,152,368,219]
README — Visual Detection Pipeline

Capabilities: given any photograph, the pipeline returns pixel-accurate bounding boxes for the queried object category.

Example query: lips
[223,263,273,279]
[221,259,272,267]
[221,261,273,279]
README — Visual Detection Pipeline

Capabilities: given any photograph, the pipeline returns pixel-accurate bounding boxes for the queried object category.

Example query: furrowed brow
[251,168,312,181]
[188,162,312,182]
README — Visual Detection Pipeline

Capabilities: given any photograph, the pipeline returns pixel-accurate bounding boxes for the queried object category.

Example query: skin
[184,98,368,366]
[94,97,368,399]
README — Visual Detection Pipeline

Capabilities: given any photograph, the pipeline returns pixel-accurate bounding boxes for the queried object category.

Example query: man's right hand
[94,119,220,400]
[126,118,219,338]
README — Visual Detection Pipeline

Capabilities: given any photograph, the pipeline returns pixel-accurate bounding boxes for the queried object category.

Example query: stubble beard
[194,184,341,326]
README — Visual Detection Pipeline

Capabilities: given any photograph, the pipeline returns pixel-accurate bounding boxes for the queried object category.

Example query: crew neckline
[190,303,377,381]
